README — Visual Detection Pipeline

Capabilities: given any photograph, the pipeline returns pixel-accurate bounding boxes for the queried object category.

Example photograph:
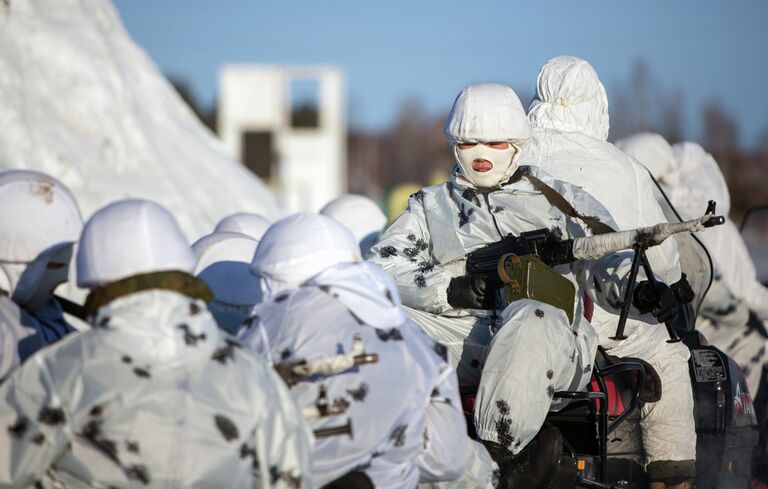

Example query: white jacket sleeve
[370,196,455,314]
[416,364,468,482]
[0,355,71,487]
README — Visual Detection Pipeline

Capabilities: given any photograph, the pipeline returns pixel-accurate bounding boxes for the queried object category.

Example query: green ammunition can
[497,253,576,324]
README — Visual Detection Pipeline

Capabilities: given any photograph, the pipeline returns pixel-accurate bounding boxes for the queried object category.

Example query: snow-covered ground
[0,0,280,243]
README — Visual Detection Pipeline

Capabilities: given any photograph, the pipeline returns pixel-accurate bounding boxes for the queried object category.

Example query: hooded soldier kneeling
[369,84,663,488]
[0,170,84,380]
[0,199,311,489]
[239,213,497,489]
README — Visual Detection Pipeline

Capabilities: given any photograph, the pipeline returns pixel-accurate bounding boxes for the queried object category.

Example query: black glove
[447,274,500,310]
[633,281,678,323]
[671,273,695,304]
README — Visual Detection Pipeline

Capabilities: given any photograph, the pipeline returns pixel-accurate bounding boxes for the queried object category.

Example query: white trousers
[593,308,697,464]
[407,299,598,455]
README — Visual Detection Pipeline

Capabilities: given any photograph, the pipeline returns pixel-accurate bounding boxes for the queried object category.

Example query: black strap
[522,171,616,235]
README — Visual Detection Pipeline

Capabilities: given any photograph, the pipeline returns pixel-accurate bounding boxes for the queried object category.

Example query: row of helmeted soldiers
[1,56,766,489]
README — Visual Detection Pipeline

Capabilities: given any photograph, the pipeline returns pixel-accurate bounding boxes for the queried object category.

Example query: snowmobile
[459,204,758,488]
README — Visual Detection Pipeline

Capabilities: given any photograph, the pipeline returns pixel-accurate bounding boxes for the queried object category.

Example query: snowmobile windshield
[648,171,714,320]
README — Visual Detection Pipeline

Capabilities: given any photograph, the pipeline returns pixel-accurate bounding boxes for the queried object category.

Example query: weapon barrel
[572,215,724,261]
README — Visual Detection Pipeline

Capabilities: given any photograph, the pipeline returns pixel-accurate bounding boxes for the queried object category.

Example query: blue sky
[114,0,768,147]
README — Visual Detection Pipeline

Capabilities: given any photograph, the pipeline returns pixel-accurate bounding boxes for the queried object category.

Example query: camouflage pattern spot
[274,293,289,303]
[133,367,151,379]
[375,328,404,341]
[347,383,369,402]
[414,274,427,288]
[390,424,408,447]
[125,464,151,485]
[7,416,29,438]
[214,414,239,442]
[377,246,397,258]
[38,407,66,426]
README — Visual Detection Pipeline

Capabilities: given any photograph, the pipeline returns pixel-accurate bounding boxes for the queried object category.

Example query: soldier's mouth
[471,159,493,172]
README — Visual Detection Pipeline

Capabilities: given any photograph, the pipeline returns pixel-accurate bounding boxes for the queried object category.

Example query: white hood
[615,132,676,181]
[77,199,195,288]
[193,232,261,306]
[668,141,731,217]
[214,212,272,241]
[251,213,360,294]
[445,83,531,189]
[445,83,531,145]
[528,56,610,141]
[320,194,387,256]
[0,170,82,299]
[307,261,407,328]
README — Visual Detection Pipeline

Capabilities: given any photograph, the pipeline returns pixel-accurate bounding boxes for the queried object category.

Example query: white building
[218,65,346,213]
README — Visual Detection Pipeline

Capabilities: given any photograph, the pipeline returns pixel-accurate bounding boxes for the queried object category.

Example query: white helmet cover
[214,212,272,241]
[528,56,610,141]
[0,170,83,262]
[192,232,261,306]
[77,199,196,288]
[615,132,676,181]
[251,213,360,294]
[319,194,387,254]
[0,170,83,300]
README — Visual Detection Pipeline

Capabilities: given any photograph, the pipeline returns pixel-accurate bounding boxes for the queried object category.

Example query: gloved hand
[447,274,500,310]
[671,273,695,304]
[633,281,679,323]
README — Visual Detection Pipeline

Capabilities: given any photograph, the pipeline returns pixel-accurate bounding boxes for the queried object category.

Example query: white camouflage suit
[370,83,637,455]
[524,57,696,468]
[0,200,312,489]
[240,213,496,489]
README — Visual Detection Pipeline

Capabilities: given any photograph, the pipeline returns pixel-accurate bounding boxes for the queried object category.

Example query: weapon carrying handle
[497,253,519,283]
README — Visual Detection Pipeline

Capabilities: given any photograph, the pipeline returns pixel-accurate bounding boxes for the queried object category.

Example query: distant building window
[241,131,273,179]
[290,78,320,128]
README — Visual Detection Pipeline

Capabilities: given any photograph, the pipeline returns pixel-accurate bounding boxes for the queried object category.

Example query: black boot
[482,427,568,489]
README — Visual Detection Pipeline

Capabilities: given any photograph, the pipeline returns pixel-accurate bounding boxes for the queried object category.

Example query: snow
[0,0,281,243]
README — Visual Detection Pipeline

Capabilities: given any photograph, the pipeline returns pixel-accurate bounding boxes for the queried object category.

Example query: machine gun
[466,228,574,274]
[463,209,725,341]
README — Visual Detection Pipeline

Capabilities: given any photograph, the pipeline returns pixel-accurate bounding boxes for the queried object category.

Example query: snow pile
[0,0,280,242]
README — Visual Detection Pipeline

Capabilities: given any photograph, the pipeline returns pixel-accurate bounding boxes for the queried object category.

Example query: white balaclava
[0,170,83,308]
[319,194,388,256]
[214,212,272,241]
[445,83,531,189]
[528,56,610,141]
[251,213,360,296]
[615,132,676,182]
[192,231,261,334]
[77,199,195,289]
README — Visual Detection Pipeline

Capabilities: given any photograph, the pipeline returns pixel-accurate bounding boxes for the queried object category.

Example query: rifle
[466,228,574,274]
[464,211,725,341]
